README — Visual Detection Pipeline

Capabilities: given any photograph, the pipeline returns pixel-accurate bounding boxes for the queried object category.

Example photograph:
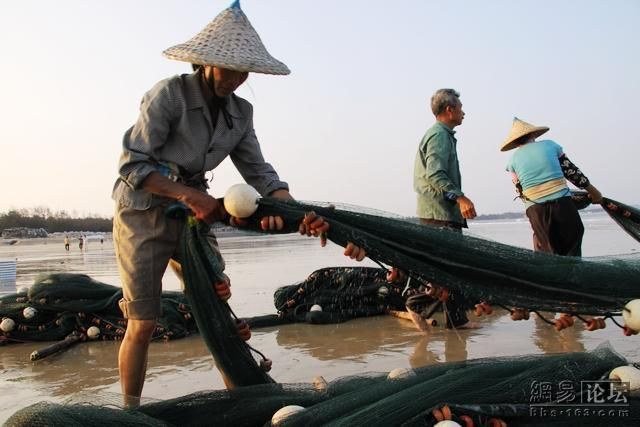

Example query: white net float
[224,184,260,218]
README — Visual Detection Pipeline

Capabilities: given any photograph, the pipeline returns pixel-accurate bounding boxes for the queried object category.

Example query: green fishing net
[4,196,640,426]
[0,273,196,356]
[253,198,640,317]
[5,345,639,426]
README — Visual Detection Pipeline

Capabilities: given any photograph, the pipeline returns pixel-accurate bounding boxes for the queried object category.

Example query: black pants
[415,218,469,328]
[526,196,584,256]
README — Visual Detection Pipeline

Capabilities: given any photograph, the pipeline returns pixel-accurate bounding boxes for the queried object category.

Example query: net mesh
[0,274,196,353]
[4,197,640,425]
[253,197,640,317]
[572,192,640,243]
[5,345,639,426]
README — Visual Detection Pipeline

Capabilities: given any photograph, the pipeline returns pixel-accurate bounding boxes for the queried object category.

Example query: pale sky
[1,0,638,218]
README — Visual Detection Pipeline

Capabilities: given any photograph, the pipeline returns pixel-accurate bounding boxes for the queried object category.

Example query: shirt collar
[435,120,456,135]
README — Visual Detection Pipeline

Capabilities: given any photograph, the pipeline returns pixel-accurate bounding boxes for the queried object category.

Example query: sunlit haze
[1,0,638,218]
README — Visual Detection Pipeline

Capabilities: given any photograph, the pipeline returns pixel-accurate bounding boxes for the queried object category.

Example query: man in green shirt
[407,88,478,330]
[414,88,476,226]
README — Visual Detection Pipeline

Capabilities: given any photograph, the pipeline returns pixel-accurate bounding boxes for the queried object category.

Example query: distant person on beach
[501,118,603,256]
[112,1,364,408]
[78,236,84,250]
[64,235,70,251]
[400,88,478,332]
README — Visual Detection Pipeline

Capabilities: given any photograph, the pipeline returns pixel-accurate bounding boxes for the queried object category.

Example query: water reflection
[0,335,214,398]
[408,333,469,368]
[533,313,586,354]
[276,317,416,361]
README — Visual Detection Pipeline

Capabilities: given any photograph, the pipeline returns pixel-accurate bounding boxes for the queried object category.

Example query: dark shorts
[526,196,584,256]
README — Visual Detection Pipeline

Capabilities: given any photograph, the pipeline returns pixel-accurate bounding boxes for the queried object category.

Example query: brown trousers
[525,196,584,256]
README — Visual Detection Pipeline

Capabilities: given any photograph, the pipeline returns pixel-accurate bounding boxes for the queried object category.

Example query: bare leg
[388,309,432,333]
[407,309,433,333]
[119,318,156,408]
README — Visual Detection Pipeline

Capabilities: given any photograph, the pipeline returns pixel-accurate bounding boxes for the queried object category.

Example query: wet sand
[1,215,638,421]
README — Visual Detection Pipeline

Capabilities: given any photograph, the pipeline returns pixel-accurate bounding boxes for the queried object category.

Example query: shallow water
[0,212,638,421]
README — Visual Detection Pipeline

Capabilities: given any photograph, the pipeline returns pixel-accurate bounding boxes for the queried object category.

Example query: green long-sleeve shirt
[413,121,465,225]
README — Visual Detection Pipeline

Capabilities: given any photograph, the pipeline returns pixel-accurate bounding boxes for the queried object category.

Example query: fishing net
[5,196,640,425]
[244,266,455,329]
[601,198,640,243]
[251,198,640,321]
[241,267,407,330]
[178,216,273,387]
[0,273,197,357]
[572,192,640,243]
[6,345,640,426]
[270,267,405,324]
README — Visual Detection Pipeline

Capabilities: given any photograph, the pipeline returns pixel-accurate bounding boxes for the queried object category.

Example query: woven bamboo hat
[162,0,290,75]
[500,117,550,152]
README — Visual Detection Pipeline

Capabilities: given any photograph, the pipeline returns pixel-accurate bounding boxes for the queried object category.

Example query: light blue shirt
[506,140,570,207]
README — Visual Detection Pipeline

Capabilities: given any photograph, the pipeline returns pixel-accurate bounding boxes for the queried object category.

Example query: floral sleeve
[559,154,590,189]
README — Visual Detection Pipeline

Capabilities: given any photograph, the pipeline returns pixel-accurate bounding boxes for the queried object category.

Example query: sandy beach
[1,213,639,422]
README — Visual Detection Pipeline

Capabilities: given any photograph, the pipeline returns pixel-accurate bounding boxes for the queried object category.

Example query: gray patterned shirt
[112,70,288,210]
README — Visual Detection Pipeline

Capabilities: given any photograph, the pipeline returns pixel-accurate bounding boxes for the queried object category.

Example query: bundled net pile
[245,267,407,329]
[0,273,197,358]
[6,345,640,426]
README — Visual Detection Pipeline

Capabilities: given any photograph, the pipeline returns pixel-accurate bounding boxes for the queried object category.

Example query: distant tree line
[0,207,112,233]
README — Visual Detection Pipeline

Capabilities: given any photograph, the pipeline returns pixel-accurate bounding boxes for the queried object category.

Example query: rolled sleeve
[424,134,458,194]
[230,115,289,196]
[118,81,176,190]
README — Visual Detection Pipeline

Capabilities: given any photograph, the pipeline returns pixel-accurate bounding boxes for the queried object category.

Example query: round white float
[224,184,260,218]
[434,421,462,427]
[622,300,640,332]
[310,304,323,312]
[609,365,640,396]
[271,405,305,426]
[23,307,37,319]
[312,375,328,392]
[87,326,101,339]
[387,367,416,380]
[377,286,389,298]
[1,318,16,332]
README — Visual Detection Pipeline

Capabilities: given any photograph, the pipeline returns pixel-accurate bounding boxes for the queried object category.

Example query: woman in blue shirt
[501,118,603,256]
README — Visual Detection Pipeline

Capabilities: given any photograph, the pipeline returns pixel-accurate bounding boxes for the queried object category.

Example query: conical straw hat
[163,0,290,75]
[500,117,550,152]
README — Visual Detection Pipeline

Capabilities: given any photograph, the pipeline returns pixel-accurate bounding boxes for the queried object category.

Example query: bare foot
[388,310,434,334]
[408,310,432,333]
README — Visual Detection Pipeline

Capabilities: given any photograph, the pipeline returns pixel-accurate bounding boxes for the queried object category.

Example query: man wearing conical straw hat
[112,1,363,407]
[501,117,603,255]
